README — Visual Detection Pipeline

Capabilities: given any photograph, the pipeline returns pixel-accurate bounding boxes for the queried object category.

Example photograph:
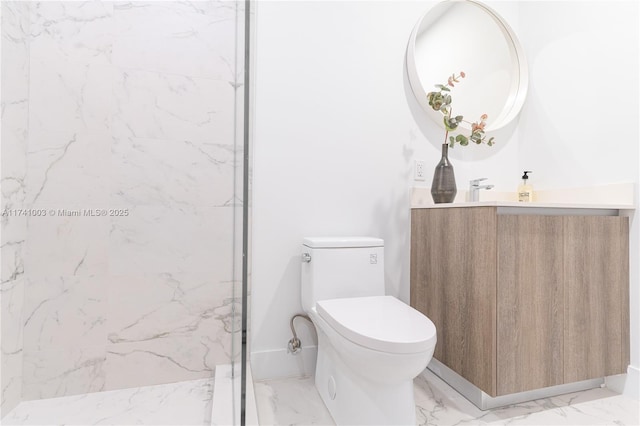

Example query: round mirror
[406,0,528,132]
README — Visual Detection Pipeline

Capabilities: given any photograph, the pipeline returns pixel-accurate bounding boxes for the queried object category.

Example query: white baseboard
[624,365,640,399]
[251,346,317,381]
[605,373,626,394]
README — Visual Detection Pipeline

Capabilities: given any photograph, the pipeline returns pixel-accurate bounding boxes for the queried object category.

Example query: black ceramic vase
[431,144,457,203]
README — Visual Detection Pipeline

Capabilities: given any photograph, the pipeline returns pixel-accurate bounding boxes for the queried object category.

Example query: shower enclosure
[0,1,250,424]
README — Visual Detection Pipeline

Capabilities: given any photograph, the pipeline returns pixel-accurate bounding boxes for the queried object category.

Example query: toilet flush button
[328,376,337,400]
[370,254,377,264]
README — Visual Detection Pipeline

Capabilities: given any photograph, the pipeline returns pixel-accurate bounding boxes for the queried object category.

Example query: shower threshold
[2,378,214,425]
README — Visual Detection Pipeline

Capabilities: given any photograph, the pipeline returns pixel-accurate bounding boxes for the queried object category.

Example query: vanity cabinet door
[563,216,629,383]
[411,207,497,396]
[496,215,564,395]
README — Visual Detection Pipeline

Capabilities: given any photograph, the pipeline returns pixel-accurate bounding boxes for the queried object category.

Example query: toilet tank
[301,237,385,313]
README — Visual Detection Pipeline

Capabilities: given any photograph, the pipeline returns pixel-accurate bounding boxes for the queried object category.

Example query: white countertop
[412,201,636,210]
[411,183,636,211]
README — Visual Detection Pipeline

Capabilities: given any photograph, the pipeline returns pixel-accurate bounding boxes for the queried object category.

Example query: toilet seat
[316,295,436,354]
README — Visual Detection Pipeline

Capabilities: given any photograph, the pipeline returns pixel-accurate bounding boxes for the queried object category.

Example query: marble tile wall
[1,1,242,405]
[102,0,241,395]
[1,1,30,416]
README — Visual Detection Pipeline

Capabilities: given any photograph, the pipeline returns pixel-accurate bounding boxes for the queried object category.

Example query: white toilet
[301,237,437,425]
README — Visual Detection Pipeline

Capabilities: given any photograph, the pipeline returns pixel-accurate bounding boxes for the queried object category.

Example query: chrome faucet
[469,178,494,201]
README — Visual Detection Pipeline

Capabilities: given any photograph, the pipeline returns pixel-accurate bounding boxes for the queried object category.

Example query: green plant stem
[444,110,451,145]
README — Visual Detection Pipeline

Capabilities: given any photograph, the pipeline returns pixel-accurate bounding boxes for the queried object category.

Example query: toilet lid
[316,295,436,354]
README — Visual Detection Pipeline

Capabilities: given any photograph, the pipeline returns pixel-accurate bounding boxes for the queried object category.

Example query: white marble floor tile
[4,369,638,425]
[415,370,640,426]
[2,378,213,425]
[254,376,334,426]
[255,370,640,426]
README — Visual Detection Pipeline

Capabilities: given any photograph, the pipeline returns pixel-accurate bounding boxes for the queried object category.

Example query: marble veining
[103,273,237,390]
[22,275,107,352]
[22,346,106,401]
[112,68,235,144]
[1,238,25,285]
[110,137,236,208]
[2,377,213,425]
[254,370,640,426]
[112,1,237,80]
[1,279,25,413]
[28,1,114,136]
[255,376,335,425]
[414,370,640,425]
[24,212,109,279]
[107,206,233,276]
[1,0,30,416]
[1,0,243,406]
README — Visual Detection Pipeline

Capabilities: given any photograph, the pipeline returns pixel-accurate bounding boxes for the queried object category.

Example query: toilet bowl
[301,237,437,425]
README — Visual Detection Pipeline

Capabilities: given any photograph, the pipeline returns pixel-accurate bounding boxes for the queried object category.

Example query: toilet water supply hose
[288,314,312,354]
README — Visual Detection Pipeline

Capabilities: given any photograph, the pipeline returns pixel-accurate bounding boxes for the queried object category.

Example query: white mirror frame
[406,0,528,132]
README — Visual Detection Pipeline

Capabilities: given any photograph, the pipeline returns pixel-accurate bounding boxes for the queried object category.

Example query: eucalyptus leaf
[444,117,459,131]
[426,72,496,148]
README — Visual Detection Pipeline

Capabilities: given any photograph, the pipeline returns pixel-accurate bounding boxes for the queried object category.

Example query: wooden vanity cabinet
[410,207,498,394]
[563,216,630,383]
[410,207,629,397]
[497,214,564,395]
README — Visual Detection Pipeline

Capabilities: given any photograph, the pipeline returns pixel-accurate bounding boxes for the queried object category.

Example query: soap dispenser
[518,171,533,202]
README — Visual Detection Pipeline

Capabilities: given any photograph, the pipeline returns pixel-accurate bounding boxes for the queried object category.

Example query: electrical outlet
[414,160,426,181]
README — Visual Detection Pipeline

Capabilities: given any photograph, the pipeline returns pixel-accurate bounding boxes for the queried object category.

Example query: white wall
[251,0,639,396]
[252,0,429,377]
[518,1,638,189]
[251,0,523,378]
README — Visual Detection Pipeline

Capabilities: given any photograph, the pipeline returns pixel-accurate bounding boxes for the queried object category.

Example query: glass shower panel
[232,0,248,424]
[1,1,246,423]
